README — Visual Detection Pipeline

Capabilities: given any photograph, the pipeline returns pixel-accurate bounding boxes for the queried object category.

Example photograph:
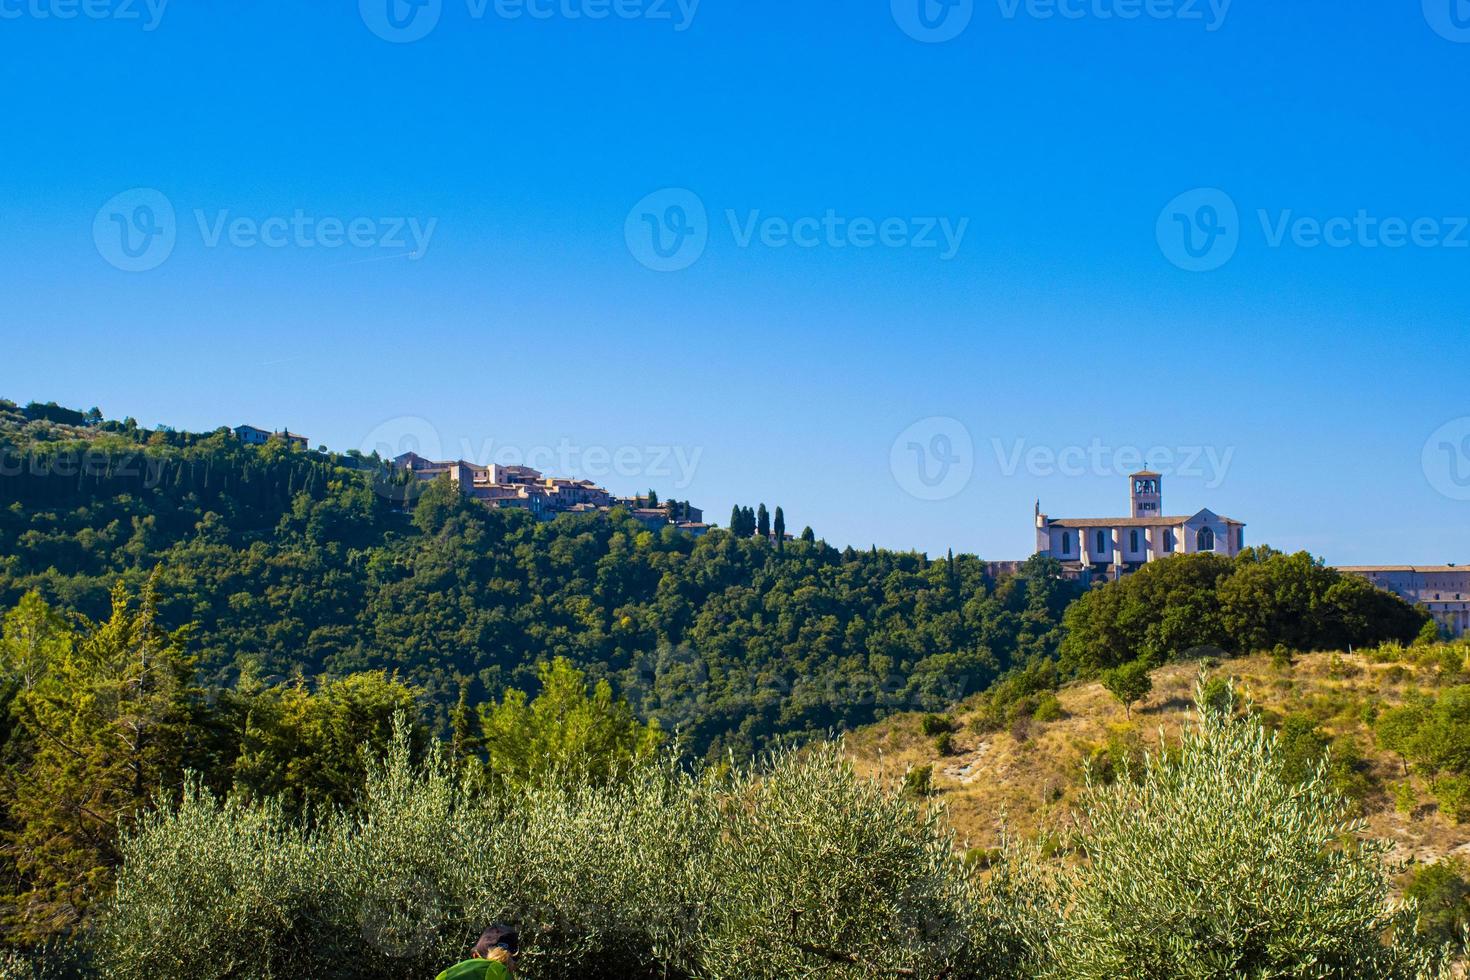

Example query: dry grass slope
[847,649,1470,868]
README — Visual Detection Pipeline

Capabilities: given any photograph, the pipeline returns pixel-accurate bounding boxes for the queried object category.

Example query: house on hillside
[235,425,308,450]
[234,424,271,446]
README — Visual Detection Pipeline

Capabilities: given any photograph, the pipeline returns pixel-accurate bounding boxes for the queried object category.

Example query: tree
[1050,681,1454,978]
[756,504,770,540]
[5,575,205,940]
[1405,859,1470,947]
[1376,704,1426,776]
[0,591,72,693]
[478,657,662,790]
[1100,659,1152,720]
[646,488,659,508]
[729,504,742,534]
[801,526,815,544]
[772,506,785,550]
[230,671,424,814]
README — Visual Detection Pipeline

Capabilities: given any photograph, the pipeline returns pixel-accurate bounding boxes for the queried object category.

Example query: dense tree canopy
[0,403,1077,760]
[1059,548,1428,677]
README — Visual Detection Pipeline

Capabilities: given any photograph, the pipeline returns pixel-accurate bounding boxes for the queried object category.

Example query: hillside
[0,398,1079,758]
[849,646,1470,868]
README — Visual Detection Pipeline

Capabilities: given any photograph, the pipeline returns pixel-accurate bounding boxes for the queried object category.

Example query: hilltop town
[231,423,710,535]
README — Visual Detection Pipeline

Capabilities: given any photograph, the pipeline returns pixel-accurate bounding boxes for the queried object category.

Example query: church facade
[1035,472,1246,580]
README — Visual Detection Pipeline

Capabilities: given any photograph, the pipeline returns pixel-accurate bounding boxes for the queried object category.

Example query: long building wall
[1337,566,1470,638]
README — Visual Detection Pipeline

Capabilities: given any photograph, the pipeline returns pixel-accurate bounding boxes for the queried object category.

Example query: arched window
[1060,531,1072,556]
[1096,530,1107,554]
[1164,529,1175,553]
[1197,527,1215,552]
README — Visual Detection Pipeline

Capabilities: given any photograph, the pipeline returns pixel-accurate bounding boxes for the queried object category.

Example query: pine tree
[5,574,203,939]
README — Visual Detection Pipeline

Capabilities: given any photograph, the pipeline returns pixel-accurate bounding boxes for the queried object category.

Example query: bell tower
[1130,470,1162,518]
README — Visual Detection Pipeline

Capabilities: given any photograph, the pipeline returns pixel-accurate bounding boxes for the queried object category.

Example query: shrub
[96,734,1036,980]
[920,713,957,737]
[1437,648,1464,683]
[1043,681,1455,979]
[1270,643,1293,670]
[934,731,956,756]
[902,763,934,799]
[1405,859,1470,948]
[1432,774,1470,824]
[1393,781,1418,816]
[1032,695,1064,723]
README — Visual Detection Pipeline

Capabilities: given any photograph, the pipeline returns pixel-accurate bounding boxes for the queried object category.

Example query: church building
[1035,472,1246,580]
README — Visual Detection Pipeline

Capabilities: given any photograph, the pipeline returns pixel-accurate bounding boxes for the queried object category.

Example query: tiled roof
[1338,565,1466,574]
[1045,515,1243,528]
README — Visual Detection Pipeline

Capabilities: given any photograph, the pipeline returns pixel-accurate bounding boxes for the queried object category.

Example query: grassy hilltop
[850,643,1470,870]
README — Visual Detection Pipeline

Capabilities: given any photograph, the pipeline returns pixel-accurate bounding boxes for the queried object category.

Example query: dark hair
[474,923,519,958]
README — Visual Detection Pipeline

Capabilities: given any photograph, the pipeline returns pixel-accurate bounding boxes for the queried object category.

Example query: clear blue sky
[3,0,1468,564]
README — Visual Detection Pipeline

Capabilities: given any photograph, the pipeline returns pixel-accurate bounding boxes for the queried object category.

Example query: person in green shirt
[436,923,520,980]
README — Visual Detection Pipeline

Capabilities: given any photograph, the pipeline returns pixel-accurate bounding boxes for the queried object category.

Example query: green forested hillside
[0,400,1078,758]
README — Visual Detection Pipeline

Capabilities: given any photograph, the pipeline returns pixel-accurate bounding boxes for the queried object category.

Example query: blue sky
[2,0,1468,563]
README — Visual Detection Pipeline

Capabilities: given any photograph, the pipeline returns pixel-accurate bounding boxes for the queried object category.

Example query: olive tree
[1047,680,1454,979]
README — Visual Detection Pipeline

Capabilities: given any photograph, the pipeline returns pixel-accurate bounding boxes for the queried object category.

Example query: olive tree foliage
[93,725,1030,980]
[1045,679,1454,980]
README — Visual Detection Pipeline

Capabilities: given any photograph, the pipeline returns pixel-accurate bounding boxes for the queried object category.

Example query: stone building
[1035,472,1246,580]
